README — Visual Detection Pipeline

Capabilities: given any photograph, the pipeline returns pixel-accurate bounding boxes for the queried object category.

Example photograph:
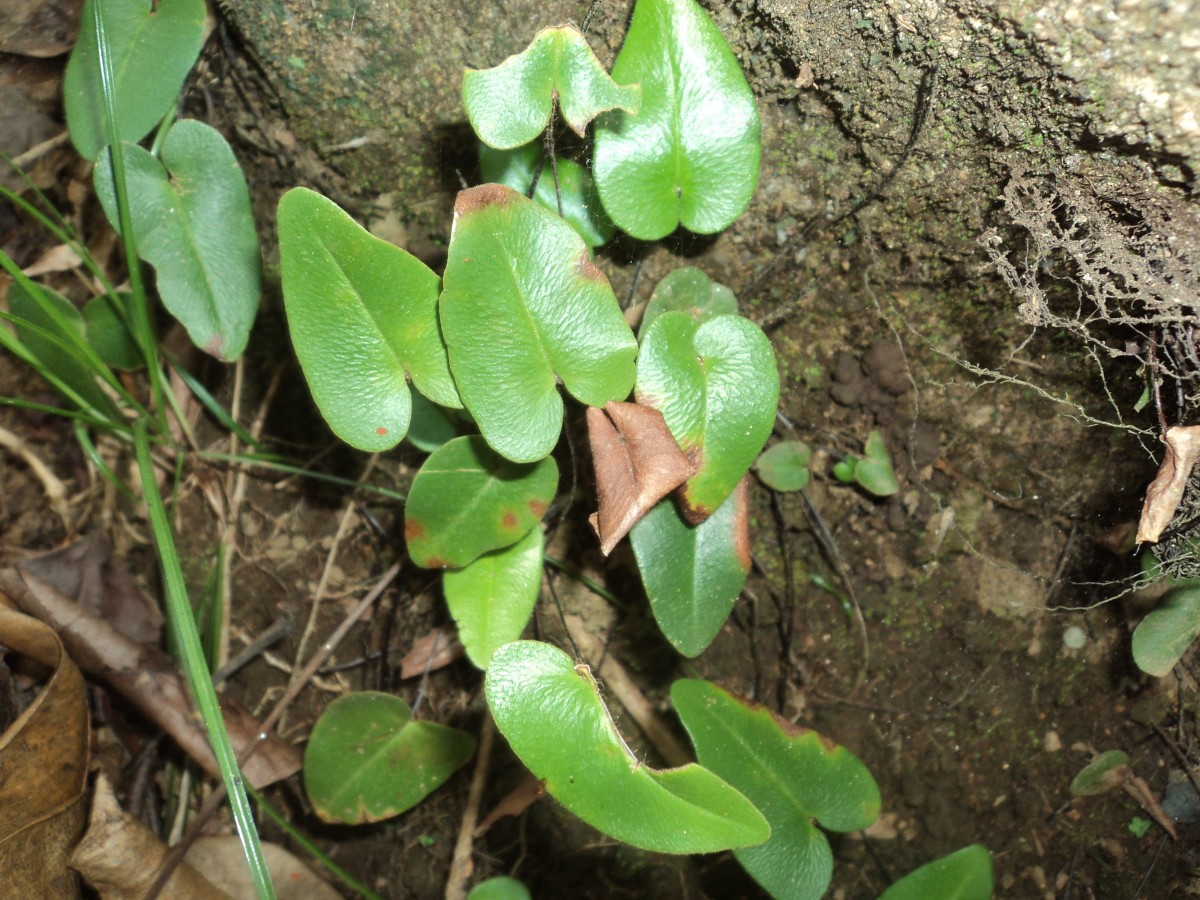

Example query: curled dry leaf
[70,774,230,899]
[0,605,88,897]
[398,626,464,679]
[1137,426,1200,544]
[0,566,300,788]
[587,401,696,555]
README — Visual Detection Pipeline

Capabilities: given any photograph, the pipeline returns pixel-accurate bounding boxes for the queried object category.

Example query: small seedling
[755,440,813,492]
[1131,578,1200,676]
[833,429,900,496]
[877,844,993,900]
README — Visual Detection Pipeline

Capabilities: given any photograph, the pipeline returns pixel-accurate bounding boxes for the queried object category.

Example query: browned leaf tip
[453,182,519,219]
[1136,426,1200,544]
[587,401,696,555]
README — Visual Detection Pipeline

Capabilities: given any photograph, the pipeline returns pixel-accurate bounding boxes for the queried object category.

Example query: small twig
[1152,722,1200,804]
[445,716,496,900]
[799,486,870,691]
[144,562,402,899]
[0,425,70,525]
[211,615,293,687]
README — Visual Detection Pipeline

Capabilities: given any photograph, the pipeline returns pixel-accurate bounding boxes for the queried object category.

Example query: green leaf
[636,312,778,521]
[832,459,856,483]
[593,0,761,239]
[278,186,460,451]
[83,294,142,371]
[7,281,121,421]
[463,25,640,149]
[638,267,738,339]
[672,679,880,900]
[479,143,615,248]
[405,436,558,569]
[1070,750,1130,797]
[406,392,461,452]
[878,845,994,900]
[303,692,475,824]
[64,0,207,162]
[1132,580,1200,677]
[467,877,532,900]
[485,640,770,853]
[855,429,899,496]
[756,441,812,492]
[630,480,750,657]
[94,120,261,362]
[441,184,637,462]
[444,527,544,669]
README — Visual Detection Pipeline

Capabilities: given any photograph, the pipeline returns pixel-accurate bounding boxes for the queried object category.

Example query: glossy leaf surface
[64,0,206,161]
[1132,580,1200,677]
[756,441,812,492]
[480,143,615,248]
[441,184,637,462]
[278,187,459,451]
[485,640,770,853]
[94,120,261,362]
[593,0,760,239]
[630,479,750,657]
[303,692,475,824]
[638,267,737,338]
[444,527,544,669]
[467,878,531,900]
[673,679,880,899]
[878,845,994,900]
[463,25,640,149]
[405,436,557,569]
[636,312,778,521]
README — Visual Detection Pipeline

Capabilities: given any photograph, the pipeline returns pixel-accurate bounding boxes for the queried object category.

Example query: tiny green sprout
[833,429,900,497]
[755,440,813,492]
[417,835,436,848]
[1129,816,1152,838]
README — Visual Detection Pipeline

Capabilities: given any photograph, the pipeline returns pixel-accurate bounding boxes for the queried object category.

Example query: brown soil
[3,1,1199,899]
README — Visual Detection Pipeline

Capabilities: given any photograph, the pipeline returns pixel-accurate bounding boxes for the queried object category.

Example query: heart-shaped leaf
[479,143,615,248]
[855,429,900,496]
[756,441,812,492]
[94,120,261,362]
[1132,580,1200,677]
[7,281,122,422]
[878,845,994,900]
[463,25,640,149]
[636,312,778,521]
[638,267,737,338]
[444,527,544,669]
[593,0,760,239]
[587,401,695,556]
[278,187,460,451]
[441,184,638,463]
[303,692,475,824]
[405,436,558,569]
[64,0,207,162]
[485,640,770,853]
[630,478,750,657]
[672,679,880,899]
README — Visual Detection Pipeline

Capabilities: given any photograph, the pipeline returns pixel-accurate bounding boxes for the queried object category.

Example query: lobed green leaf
[463,25,640,149]
[593,0,761,239]
[756,441,812,492]
[485,640,770,854]
[278,187,459,451]
[638,267,738,339]
[94,120,261,362]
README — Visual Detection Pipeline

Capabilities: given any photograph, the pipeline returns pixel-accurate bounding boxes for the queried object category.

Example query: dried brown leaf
[0,567,300,788]
[1137,426,1200,543]
[587,401,696,555]
[474,773,544,837]
[0,605,88,896]
[398,626,463,679]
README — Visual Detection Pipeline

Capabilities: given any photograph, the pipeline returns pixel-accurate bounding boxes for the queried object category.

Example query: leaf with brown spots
[1137,426,1200,543]
[587,401,696,555]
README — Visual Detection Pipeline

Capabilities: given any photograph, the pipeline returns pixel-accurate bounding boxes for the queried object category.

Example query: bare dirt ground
[2,2,1198,898]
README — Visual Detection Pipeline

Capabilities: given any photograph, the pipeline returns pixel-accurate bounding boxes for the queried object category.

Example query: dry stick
[799,486,870,692]
[0,424,69,524]
[445,716,496,900]
[144,562,403,900]
[285,453,380,727]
